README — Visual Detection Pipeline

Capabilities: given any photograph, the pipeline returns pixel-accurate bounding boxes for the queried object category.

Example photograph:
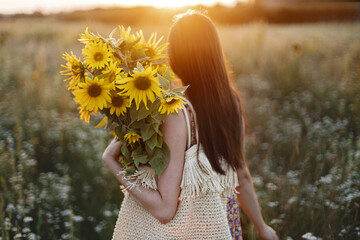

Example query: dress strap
[183,98,199,144]
[181,102,192,149]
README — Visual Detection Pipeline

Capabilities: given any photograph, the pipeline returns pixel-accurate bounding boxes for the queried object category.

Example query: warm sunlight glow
[126,0,240,8]
[0,0,248,14]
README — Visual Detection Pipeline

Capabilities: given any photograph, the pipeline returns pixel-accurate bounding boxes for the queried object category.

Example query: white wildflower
[266,182,278,191]
[6,203,15,212]
[28,233,37,240]
[13,233,22,239]
[73,215,84,222]
[267,201,279,208]
[61,233,71,239]
[61,209,71,216]
[319,174,332,184]
[23,216,33,223]
[270,219,283,225]
[288,196,298,205]
[252,176,263,187]
[104,210,112,217]
[22,227,31,233]
[302,232,322,240]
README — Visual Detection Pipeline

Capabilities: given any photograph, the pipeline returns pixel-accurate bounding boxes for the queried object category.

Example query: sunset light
[0,0,246,14]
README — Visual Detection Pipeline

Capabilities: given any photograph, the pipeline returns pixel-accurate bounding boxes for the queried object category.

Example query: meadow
[0,18,359,240]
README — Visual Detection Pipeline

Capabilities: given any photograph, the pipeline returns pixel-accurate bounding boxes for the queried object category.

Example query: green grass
[0,19,359,240]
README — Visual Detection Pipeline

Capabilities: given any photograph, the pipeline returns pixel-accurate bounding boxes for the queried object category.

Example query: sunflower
[111,54,122,66]
[78,27,98,44]
[117,66,162,110]
[60,51,84,90]
[118,26,140,47]
[107,91,130,117]
[82,40,113,70]
[102,61,122,90]
[77,106,96,123]
[73,76,112,112]
[158,96,186,115]
[141,32,169,62]
[124,132,142,144]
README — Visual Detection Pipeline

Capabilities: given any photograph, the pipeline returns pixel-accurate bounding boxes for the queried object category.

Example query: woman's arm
[102,110,187,224]
[236,114,278,240]
[236,166,278,240]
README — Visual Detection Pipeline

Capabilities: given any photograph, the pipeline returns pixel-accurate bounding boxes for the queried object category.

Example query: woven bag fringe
[117,165,158,192]
[219,161,240,198]
[179,149,239,200]
[179,151,223,200]
[116,148,239,199]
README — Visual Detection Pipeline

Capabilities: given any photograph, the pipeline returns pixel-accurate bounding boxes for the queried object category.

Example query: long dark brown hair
[168,10,247,174]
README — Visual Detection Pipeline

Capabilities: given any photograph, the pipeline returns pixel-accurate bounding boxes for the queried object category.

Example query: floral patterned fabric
[227,191,243,240]
[184,104,243,240]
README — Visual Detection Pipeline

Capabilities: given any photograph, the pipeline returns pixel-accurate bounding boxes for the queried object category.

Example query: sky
[0,0,244,14]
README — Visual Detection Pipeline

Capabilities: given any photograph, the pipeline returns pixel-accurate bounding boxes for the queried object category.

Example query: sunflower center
[94,52,104,62]
[112,95,124,107]
[134,76,151,90]
[88,84,102,97]
[167,99,177,105]
[146,48,155,57]
[108,72,116,82]
[71,63,81,75]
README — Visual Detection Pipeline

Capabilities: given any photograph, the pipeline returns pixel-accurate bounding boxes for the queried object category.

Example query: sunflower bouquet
[60,26,188,180]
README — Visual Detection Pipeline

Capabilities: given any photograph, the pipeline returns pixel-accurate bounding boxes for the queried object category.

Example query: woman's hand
[102,137,123,163]
[257,224,278,240]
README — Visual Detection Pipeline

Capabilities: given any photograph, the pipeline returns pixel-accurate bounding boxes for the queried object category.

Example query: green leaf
[151,58,167,65]
[87,72,94,80]
[137,105,150,121]
[151,122,161,134]
[131,146,148,168]
[114,126,123,140]
[141,125,156,141]
[125,166,137,176]
[150,99,162,116]
[124,36,141,50]
[130,119,145,129]
[146,133,158,150]
[156,134,163,148]
[163,69,172,83]
[172,85,189,93]
[145,145,155,157]
[120,144,132,166]
[136,61,145,72]
[171,111,179,116]
[131,49,147,61]
[134,155,148,168]
[109,27,117,39]
[129,106,138,124]
[152,113,162,124]
[149,144,170,176]
[157,74,170,90]
[96,71,111,80]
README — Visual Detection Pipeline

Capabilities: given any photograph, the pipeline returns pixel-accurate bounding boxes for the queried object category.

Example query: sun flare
[136,0,238,8]
[1,0,245,14]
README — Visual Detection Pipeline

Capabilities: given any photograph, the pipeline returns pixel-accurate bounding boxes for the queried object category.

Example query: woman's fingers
[258,225,279,240]
[103,138,123,161]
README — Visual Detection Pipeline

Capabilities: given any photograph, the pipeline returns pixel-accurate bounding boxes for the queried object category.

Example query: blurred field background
[1,1,360,240]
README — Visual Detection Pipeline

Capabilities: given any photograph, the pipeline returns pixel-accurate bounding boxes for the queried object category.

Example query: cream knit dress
[112,99,239,240]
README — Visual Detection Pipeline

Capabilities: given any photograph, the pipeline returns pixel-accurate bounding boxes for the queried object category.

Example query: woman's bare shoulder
[160,108,188,149]
[161,109,187,130]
